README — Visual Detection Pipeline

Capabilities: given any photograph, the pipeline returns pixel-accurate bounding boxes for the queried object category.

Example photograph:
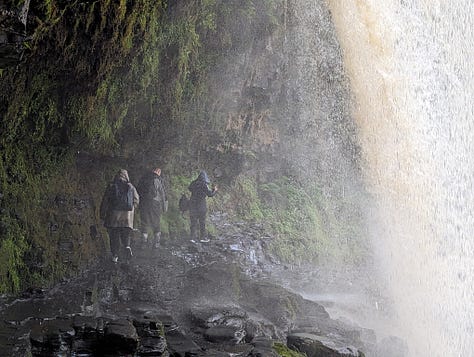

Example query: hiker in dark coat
[100,169,139,263]
[188,170,217,242]
[137,167,167,249]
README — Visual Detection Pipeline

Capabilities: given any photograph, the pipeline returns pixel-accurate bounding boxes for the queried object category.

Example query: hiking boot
[125,246,133,258]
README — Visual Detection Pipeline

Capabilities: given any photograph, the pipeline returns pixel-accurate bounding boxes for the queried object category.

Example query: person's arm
[205,183,217,197]
[188,180,195,194]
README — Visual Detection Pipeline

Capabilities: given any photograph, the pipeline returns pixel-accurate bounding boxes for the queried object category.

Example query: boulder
[72,315,99,339]
[133,317,167,356]
[138,335,167,356]
[102,319,139,354]
[165,328,202,356]
[188,306,248,329]
[72,315,99,354]
[248,337,279,357]
[203,325,245,344]
[30,318,75,354]
[244,318,279,342]
[239,280,330,333]
[157,314,202,356]
[287,333,365,357]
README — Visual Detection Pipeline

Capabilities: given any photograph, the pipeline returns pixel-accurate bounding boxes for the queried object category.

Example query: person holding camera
[188,170,217,242]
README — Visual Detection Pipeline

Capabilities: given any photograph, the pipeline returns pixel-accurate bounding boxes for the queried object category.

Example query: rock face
[205,0,358,189]
[0,0,29,68]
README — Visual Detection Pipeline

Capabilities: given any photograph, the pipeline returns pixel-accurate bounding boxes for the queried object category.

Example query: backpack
[112,181,134,211]
[137,174,158,201]
[178,193,190,213]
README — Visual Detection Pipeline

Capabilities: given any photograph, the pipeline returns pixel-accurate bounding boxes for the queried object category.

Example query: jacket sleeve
[156,178,167,209]
[132,185,139,208]
[205,184,217,197]
[161,178,168,202]
[151,178,164,197]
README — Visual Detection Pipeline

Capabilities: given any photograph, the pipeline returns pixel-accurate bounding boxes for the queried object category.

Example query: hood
[197,170,210,184]
[115,169,130,183]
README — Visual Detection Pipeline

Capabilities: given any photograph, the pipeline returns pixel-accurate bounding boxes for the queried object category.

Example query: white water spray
[327,0,474,355]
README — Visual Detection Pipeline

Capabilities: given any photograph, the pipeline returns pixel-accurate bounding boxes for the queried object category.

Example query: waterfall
[327,0,474,355]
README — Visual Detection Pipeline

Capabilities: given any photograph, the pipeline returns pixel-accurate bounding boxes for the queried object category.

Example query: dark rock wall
[0,0,366,293]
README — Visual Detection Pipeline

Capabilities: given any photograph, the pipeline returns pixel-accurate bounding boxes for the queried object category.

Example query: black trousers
[107,227,131,257]
[190,210,206,239]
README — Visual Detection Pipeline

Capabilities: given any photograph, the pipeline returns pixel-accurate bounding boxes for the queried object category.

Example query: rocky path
[0,214,402,356]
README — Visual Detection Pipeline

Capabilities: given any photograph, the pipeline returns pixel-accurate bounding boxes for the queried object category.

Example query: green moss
[215,174,368,265]
[0,224,28,292]
[256,177,326,263]
[273,342,306,357]
[283,295,299,320]
[232,176,264,221]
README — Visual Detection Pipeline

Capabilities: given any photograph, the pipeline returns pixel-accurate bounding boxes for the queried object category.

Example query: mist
[328,0,474,355]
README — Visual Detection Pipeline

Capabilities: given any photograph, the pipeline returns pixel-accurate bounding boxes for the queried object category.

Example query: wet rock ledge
[0,218,375,356]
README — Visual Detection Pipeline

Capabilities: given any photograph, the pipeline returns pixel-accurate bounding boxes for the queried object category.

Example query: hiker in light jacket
[188,170,217,242]
[100,169,139,263]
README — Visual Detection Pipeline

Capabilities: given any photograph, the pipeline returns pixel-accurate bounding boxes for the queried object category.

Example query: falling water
[327,0,474,356]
